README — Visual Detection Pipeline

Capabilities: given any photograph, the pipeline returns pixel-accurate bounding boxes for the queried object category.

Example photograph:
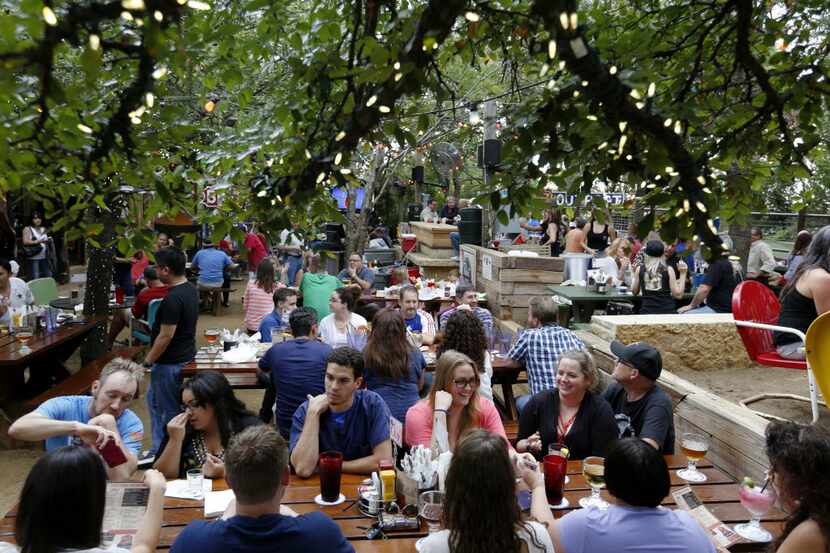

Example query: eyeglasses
[453,377,478,389]
[614,358,636,370]
[181,400,202,411]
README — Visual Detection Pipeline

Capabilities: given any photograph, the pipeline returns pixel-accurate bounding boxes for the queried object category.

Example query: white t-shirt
[280,229,304,249]
[0,277,34,323]
[318,312,368,348]
[0,544,129,553]
[418,521,554,553]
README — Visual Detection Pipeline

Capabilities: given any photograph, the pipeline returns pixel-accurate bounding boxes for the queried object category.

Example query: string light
[464,11,479,22]
[618,122,627,132]
[316,172,326,183]
[42,6,58,26]
[674,121,682,134]
[152,66,168,79]
[559,12,569,29]
[630,89,642,100]
[121,11,133,21]
[609,66,618,75]
[335,131,346,141]
[187,0,211,9]
[664,118,673,127]
[696,202,707,212]
[122,0,145,9]
[379,105,391,113]
[89,34,100,50]
[647,82,656,97]
[334,152,342,165]
[366,95,378,107]
[569,13,578,30]
[696,175,705,184]
[204,100,215,112]
[154,10,163,22]
[77,124,93,134]
[548,40,557,59]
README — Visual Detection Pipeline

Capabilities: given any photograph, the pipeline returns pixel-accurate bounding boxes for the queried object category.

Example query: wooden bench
[198,285,236,316]
[24,346,145,411]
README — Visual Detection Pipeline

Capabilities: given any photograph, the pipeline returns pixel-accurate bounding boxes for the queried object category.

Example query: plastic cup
[319,451,343,502]
[186,469,204,497]
[115,287,125,304]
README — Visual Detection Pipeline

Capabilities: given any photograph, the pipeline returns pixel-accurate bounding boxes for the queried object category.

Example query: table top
[0,455,781,551]
[548,284,696,303]
[0,315,106,367]
[49,297,136,311]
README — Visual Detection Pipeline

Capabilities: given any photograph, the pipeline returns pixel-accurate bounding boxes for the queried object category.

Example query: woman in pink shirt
[405,350,508,453]
[243,258,281,334]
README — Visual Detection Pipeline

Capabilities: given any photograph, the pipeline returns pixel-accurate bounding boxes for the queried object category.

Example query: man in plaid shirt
[503,296,586,413]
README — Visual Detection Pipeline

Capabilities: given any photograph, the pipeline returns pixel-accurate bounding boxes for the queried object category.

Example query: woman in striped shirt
[244,258,282,334]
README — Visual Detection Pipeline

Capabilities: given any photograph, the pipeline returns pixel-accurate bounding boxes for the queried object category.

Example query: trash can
[458,208,482,246]
[561,253,593,283]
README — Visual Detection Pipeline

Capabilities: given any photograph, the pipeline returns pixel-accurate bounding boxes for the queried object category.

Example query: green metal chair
[27,277,59,305]
[130,298,163,346]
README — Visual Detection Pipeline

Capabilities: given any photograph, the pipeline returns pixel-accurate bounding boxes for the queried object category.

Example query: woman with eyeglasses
[764,420,830,553]
[404,350,508,454]
[318,286,368,350]
[516,350,617,461]
[154,371,262,479]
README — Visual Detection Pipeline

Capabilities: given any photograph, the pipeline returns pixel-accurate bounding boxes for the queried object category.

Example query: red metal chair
[731,280,819,423]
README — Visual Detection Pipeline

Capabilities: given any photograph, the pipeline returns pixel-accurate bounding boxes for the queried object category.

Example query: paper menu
[672,486,740,551]
[204,489,236,518]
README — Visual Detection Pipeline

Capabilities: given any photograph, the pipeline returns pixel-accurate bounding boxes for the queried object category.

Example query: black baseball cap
[644,240,665,257]
[610,341,663,380]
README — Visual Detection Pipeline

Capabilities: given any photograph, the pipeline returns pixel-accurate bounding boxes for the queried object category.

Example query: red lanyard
[557,409,578,443]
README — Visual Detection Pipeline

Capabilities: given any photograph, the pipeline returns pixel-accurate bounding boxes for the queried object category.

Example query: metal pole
[482,101,497,244]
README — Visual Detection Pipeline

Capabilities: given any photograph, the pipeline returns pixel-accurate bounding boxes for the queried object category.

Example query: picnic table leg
[212,291,220,316]
[501,378,518,421]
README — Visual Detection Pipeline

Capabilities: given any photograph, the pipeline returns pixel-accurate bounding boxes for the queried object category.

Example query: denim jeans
[284,255,303,287]
[515,393,532,415]
[28,258,51,280]
[684,305,716,315]
[148,362,184,454]
[450,232,460,255]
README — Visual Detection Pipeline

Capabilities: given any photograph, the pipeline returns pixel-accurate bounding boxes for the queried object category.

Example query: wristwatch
[142,361,153,369]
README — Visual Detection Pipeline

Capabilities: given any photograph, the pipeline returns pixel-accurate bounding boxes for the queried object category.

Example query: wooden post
[482,100,498,244]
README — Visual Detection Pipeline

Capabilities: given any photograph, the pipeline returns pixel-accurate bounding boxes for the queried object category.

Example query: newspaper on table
[672,486,740,552]
[101,482,149,548]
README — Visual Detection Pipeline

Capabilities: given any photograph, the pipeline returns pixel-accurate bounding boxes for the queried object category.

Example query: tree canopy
[1,0,828,258]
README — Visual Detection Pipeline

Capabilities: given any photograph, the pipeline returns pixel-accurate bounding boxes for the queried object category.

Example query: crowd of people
[2,207,829,553]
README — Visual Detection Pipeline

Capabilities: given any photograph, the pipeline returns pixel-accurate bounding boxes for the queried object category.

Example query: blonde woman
[630,240,687,314]
[592,238,632,285]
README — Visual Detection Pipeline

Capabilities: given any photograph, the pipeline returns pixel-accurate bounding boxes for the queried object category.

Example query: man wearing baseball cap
[603,340,675,453]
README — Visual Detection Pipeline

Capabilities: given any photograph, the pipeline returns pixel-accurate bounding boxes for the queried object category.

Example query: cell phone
[98,438,128,468]
[516,489,531,511]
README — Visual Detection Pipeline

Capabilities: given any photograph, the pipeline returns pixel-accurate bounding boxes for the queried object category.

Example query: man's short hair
[98,358,144,399]
[289,306,316,337]
[155,247,186,276]
[143,266,159,281]
[273,287,297,306]
[224,426,288,505]
[605,438,670,507]
[307,254,321,273]
[327,347,364,380]
[399,285,419,301]
[529,296,558,326]
[751,227,763,238]
[455,283,474,299]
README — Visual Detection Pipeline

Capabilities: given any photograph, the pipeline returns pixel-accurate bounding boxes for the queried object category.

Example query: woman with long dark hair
[782,230,813,284]
[363,309,426,422]
[2,446,166,553]
[775,225,830,360]
[765,420,830,552]
[418,429,555,553]
[154,371,261,479]
[405,350,507,453]
[539,208,563,257]
[21,212,51,280]
[437,310,493,401]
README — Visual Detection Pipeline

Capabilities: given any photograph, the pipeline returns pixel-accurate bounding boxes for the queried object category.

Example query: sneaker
[137,450,155,469]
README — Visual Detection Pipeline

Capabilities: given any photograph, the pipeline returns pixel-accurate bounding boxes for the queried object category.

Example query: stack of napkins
[204,489,235,518]
[164,478,212,500]
[221,342,258,363]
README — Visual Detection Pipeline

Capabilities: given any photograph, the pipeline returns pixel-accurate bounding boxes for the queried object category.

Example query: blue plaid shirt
[439,306,494,337]
[507,325,586,395]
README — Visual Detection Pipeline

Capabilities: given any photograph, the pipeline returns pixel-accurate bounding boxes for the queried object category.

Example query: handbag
[22,244,42,258]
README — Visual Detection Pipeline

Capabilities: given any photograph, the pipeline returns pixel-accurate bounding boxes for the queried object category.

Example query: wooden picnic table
[0,315,107,401]
[547,284,697,324]
[0,455,782,551]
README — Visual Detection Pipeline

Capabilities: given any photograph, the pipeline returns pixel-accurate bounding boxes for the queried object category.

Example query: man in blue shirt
[336,254,375,290]
[438,283,494,337]
[290,347,392,478]
[258,307,331,434]
[191,240,237,287]
[259,287,298,343]
[9,358,144,480]
[170,425,354,553]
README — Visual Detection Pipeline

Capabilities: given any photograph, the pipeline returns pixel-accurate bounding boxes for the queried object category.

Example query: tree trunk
[730,223,753,269]
[80,208,116,364]
[797,206,807,232]
[344,148,386,258]
[452,170,462,200]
